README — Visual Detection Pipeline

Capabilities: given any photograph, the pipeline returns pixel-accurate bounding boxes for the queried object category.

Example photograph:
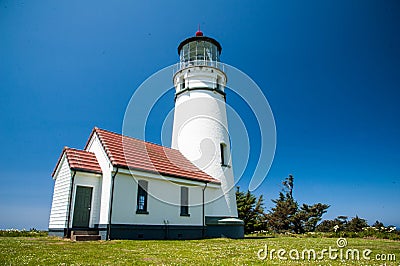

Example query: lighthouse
[171,29,239,218]
[49,29,244,240]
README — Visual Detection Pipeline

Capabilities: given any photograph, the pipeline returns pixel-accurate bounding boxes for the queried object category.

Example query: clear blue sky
[0,0,399,230]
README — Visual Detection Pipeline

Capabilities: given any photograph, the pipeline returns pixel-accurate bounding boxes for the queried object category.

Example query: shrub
[0,228,47,237]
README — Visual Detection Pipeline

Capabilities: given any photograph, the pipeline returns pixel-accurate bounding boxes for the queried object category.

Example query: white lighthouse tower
[172,29,238,218]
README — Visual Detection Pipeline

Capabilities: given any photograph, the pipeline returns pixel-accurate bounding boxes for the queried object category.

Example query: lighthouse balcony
[173,59,225,74]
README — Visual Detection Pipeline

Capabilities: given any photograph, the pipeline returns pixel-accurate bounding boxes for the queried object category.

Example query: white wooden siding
[48,156,71,229]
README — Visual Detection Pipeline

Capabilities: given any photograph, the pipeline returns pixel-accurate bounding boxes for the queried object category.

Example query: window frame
[220,143,228,167]
[181,78,185,90]
[136,180,149,214]
[180,186,190,217]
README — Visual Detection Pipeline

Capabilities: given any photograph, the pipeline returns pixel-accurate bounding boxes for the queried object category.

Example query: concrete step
[71,230,99,236]
[73,235,101,241]
[70,230,100,241]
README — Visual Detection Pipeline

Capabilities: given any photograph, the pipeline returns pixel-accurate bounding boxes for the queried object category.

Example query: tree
[282,174,294,198]
[266,191,298,232]
[266,175,329,233]
[253,194,265,232]
[295,203,330,233]
[336,216,348,225]
[316,219,338,232]
[266,175,297,233]
[372,220,384,229]
[236,187,265,233]
[316,216,348,232]
[346,216,368,232]
[316,215,372,233]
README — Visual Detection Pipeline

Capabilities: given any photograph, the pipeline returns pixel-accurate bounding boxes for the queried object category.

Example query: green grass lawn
[0,236,399,265]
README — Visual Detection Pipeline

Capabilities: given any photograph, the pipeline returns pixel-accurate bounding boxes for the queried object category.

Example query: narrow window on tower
[136,180,149,214]
[180,186,189,216]
[181,78,185,90]
[220,143,228,166]
[216,77,220,90]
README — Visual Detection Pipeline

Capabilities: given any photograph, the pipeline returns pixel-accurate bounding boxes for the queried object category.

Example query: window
[181,78,185,90]
[180,186,189,216]
[220,143,228,166]
[136,180,148,214]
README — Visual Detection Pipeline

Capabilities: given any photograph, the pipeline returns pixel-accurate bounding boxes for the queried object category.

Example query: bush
[0,228,47,237]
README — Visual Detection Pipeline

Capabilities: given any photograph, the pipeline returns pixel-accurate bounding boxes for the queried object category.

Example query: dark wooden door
[72,186,93,228]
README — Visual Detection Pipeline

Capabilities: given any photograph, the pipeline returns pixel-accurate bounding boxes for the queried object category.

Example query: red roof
[86,127,219,183]
[52,147,102,177]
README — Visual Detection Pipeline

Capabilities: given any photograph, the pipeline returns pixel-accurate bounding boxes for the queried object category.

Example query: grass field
[0,235,399,265]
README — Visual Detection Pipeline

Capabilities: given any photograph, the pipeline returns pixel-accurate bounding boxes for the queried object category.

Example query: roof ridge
[66,147,95,154]
[95,127,179,151]
[52,146,102,177]
[88,127,220,184]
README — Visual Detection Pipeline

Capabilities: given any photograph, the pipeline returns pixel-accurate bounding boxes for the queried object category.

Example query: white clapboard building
[48,30,244,240]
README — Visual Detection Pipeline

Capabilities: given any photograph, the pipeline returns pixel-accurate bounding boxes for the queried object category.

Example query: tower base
[205,216,244,239]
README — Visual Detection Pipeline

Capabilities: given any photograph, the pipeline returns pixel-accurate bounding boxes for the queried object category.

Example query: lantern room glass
[179,40,220,69]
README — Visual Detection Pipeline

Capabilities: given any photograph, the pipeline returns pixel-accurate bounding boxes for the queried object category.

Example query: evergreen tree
[266,175,329,233]
[293,203,330,233]
[302,203,330,232]
[266,190,298,232]
[346,216,368,232]
[236,187,265,233]
[266,175,297,232]
[336,216,348,225]
[316,219,338,232]
[253,194,265,231]
[372,220,384,229]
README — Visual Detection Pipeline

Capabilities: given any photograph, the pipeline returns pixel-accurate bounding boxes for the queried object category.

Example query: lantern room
[177,29,222,70]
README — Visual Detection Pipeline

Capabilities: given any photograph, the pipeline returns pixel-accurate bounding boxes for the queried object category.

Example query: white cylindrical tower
[171,30,238,218]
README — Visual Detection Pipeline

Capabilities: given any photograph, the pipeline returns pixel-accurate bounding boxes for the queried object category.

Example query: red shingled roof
[52,147,102,177]
[86,127,219,184]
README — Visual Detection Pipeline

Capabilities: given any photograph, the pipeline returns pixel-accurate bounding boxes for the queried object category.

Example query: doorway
[72,186,93,228]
